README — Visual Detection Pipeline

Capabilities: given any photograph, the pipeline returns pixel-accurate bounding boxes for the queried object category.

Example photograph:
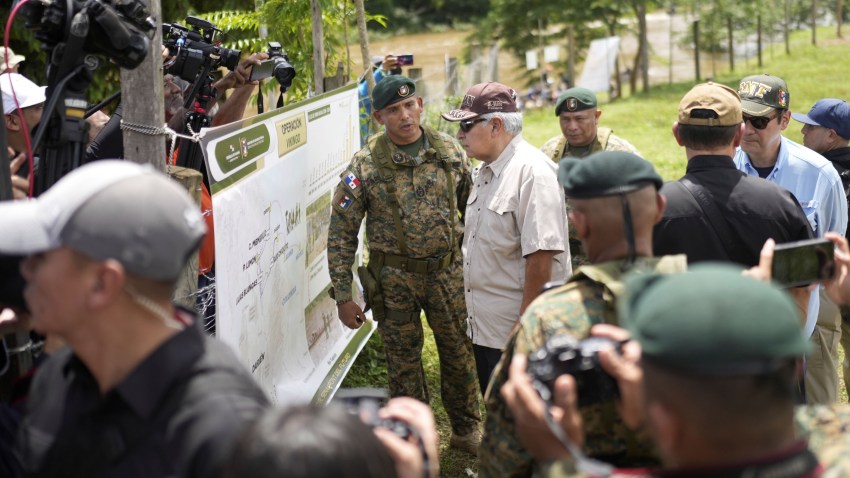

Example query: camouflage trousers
[378,254,481,435]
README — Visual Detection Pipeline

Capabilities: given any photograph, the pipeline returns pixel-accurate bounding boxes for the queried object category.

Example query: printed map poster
[199,84,375,406]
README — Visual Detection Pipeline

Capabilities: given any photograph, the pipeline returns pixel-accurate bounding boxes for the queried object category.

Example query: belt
[374,251,454,274]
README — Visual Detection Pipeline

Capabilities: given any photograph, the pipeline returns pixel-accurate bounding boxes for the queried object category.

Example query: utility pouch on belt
[357,264,386,322]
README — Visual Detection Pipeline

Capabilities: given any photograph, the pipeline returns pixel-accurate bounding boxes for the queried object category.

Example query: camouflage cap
[372,75,416,111]
[554,87,598,116]
[558,151,661,199]
[678,82,743,127]
[737,74,790,116]
[621,264,810,376]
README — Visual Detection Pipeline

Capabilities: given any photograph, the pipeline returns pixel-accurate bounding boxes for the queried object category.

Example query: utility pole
[121,0,165,169]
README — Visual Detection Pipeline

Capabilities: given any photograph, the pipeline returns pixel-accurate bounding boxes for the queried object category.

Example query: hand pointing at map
[338,300,365,329]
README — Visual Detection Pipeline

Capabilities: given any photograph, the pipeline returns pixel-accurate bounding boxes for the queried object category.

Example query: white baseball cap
[1,72,46,115]
[0,47,25,73]
[0,161,207,281]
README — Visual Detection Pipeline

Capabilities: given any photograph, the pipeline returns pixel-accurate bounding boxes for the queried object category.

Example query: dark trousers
[473,344,503,397]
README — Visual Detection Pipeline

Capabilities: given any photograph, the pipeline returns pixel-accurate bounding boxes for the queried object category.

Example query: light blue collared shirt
[734,136,848,337]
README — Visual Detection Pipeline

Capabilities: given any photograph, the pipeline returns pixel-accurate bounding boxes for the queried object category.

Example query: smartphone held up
[771,238,836,288]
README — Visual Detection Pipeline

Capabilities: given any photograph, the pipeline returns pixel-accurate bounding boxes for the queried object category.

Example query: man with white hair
[441,82,570,395]
[3,161,268,477]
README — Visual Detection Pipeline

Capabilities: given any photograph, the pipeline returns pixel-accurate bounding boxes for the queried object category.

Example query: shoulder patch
[333,188,355,213]
[343,171,361,191]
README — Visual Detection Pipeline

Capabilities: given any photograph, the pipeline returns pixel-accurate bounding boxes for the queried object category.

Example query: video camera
[20,0,155,70]
[16,0,155,196]
[162,16,241,84]
[527,334,621,407]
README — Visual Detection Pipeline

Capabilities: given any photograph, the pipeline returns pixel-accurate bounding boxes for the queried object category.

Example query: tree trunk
[728,16,734,71]
[121,0,165,168]
[638,1,649,93]
[354,0,374,96]
[311,0,325,94]
[568,24,576,89]
[785,0,791,54]
[812,0,817,45]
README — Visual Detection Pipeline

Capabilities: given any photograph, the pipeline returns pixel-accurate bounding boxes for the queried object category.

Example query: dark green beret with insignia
[620,264,810,376]
[554,87,598,116]
[558,151,661,198]
[372,75,416,111]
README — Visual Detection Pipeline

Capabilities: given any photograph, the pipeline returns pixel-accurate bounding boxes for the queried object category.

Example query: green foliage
[365,0,489,33]
[196,0,354,102]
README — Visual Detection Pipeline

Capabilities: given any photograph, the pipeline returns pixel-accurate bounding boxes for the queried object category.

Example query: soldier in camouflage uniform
[540,88,642,272]
[326,76,481,452]
[479,152,686,477]
[501,265,850,478]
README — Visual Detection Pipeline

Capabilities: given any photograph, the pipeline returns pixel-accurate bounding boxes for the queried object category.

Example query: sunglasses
[743,113,778,130]
[459,118,487,133]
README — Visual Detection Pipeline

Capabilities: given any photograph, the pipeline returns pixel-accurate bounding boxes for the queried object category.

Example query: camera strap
[678,178,748,263]
[541,407,614,477]
[256,91,285,115]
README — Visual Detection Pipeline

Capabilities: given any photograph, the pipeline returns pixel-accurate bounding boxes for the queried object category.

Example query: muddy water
[359,30,526,102]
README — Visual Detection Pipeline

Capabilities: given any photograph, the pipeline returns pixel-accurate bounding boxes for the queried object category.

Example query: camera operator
[224,397,440,478]
[479,152,688,477]
[2,73,45,199]
[87,48,268,163]
[502,265,850,477]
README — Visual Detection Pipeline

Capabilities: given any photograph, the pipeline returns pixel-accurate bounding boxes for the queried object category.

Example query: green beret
[372,75,416,111]
[621,264,810,376]
[558,151,662,198]
[555,87,598,116]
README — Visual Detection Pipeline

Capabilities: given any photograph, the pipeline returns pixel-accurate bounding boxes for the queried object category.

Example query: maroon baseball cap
[441,82,518,121]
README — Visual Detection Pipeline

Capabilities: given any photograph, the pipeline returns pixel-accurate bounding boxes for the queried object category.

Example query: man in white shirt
[442,82,570,395]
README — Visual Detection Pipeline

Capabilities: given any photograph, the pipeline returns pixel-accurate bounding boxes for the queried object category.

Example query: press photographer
[225,391,440,478]
[479,152,685,477]
[502,267,850,477]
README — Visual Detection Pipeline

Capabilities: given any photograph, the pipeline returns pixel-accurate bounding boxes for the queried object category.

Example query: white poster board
[543,45,560,63]
[200,84,375,406]
[576,36,621,93]
[525,50,539,70]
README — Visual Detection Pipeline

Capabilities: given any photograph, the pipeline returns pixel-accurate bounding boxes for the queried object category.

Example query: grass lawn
[341,25,850,476]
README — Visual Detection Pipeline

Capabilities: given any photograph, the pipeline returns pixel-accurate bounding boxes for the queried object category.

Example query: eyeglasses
[743,113,779,130]
[459,118,487,133]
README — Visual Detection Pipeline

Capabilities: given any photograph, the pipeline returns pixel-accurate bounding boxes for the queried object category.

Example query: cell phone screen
[395,54,414,66]
[771,238,836,288]
[249,59,276,82]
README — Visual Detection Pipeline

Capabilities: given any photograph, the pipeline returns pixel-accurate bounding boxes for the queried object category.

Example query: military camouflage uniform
[327,126,481,435]
[540,128,643,271]
[478,256,687,478]
[536,404,850,478]
[540,128,641,163]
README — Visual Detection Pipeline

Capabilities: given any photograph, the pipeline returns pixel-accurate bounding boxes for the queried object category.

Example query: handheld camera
[527,334,621,407]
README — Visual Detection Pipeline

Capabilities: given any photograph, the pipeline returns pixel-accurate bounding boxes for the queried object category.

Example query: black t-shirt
[15,312,269,478]
[654,155,813,266]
